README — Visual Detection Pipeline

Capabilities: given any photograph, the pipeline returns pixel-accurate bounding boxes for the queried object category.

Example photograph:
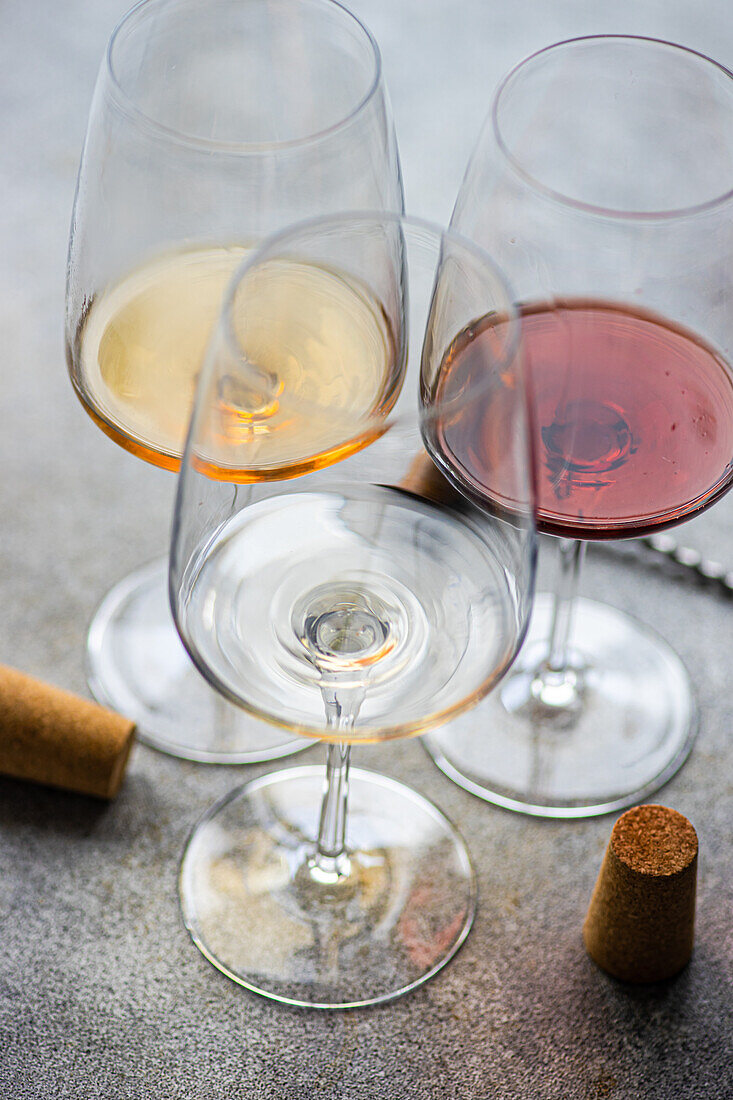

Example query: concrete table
[1,1,731,1096]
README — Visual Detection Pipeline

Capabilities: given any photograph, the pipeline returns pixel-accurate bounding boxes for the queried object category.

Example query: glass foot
[423,595,696,819]
[179,766,476,1007]
[86,559,309,763]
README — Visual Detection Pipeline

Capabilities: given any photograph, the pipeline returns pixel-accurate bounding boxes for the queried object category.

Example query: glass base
[423,595,696,819]
[86,559,309,763]
[179,766,476,1007]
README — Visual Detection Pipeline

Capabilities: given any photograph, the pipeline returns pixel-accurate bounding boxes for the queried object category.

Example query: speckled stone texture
[1,1,732,1097]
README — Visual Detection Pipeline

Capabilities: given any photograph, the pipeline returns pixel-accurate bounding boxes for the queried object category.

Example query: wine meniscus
[431,300,733,538]
[69,246,400,479]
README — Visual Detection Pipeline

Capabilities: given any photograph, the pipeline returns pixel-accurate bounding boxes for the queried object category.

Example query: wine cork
[0,665,136,798]
[583,804,698,983]
[399,450,467,509]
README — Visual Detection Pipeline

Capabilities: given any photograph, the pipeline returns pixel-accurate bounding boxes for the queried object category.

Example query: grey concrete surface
[1,1,732,1096]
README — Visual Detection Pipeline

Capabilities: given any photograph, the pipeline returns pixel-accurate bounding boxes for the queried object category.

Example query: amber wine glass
[423,37,733,817]
[65,0,402,761]
[170,213,536,1007]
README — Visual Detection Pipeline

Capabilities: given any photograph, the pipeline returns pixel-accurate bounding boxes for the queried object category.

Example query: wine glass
[423,36,733,817]
[65,0,403,762]
[169,213,536,1007]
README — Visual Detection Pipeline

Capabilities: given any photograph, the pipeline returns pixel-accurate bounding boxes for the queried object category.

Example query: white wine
[197,255,401,481]
[70,247,247,469]
[70,246,400,477]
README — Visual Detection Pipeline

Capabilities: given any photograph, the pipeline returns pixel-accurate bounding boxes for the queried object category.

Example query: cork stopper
[398,450,466,510]
[0,665,136,798]
[583,804,698,983]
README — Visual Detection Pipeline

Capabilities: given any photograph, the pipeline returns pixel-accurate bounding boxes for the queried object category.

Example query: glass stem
[312,685,363,876]
[545,538,586,673]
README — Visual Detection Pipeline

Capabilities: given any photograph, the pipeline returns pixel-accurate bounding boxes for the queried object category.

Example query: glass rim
[491,34,733,221]
[105,0,383,155]
[217,210,523,424]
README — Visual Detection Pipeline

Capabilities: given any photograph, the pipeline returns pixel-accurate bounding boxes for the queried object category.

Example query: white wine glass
[424,37,733,817]
[65,0,403,762]
[170,213,536,1007]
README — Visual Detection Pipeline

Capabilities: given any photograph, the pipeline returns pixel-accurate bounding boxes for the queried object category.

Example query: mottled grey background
[1,1,732,1097]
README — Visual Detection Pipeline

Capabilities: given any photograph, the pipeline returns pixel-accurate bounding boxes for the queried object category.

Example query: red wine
[432,300,733,538]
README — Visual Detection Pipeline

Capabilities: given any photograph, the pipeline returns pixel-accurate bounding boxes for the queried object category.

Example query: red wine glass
[423,36,733,817]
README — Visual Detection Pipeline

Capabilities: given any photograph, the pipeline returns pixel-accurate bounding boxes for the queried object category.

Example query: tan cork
[583,804,698,983]
[0,665,136,798]
[399,450,467,509]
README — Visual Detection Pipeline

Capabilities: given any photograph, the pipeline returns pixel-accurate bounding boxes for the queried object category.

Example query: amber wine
[69,246,400,477]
